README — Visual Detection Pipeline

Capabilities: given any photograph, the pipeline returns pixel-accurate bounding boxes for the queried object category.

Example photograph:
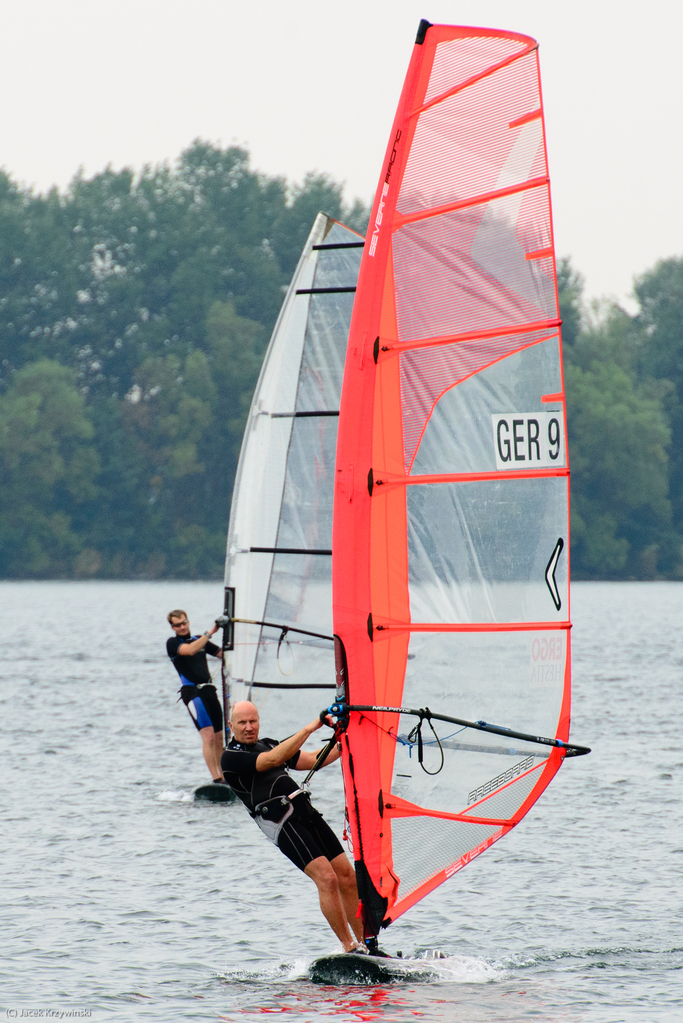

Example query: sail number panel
[492,412,565,470]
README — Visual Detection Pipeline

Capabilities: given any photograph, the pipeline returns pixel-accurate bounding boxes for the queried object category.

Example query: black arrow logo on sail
[545,538,564,610]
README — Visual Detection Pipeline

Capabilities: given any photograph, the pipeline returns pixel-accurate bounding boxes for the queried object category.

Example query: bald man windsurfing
[221,701,367,953]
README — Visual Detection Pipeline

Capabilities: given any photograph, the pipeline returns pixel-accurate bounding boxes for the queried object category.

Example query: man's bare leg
[304,856,360,951]
[330,853,364,944]
[213,730,225,774]
[199,725,222,780]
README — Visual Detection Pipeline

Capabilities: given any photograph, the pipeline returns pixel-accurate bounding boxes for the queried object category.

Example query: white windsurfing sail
[223,214,363,737]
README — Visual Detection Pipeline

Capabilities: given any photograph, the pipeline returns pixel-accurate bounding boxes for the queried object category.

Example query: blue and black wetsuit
[166,634,223,733]
[221,737,343,871]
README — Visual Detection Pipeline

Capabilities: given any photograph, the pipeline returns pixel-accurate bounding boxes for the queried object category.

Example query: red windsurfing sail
[332,22,582,939]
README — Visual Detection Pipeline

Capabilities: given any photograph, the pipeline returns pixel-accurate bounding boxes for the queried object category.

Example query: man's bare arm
[255,717,323,772]
[294,744,341,771]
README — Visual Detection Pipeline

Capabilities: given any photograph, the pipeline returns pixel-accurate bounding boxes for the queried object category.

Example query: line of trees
[0,141,367,578]
[559,259,683,578]
[1,140,683,579]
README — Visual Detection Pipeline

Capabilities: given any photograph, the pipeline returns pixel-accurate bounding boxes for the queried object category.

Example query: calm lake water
[2,580,681,1022]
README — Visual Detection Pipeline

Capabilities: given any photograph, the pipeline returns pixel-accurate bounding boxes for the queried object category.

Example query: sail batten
[378,318,561,352]
[333,23,573,938]
[393,175,550,229]
[370,621,570,633]
[372,468,569,486]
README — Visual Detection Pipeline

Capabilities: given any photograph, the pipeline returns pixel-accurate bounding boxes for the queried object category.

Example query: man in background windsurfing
[166,609,226,783]
[221,700,366,953]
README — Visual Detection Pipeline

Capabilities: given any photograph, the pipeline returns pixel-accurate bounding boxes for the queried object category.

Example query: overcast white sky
[3,0,682,309]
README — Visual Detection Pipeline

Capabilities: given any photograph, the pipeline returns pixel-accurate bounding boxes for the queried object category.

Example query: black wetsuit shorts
[276,805,344,872]
[181,684,223,733]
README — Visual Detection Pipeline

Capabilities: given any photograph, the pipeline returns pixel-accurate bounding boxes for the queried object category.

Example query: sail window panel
[226,553,274,686]
[265,551,333,630]
[391,816,500,901]
[230,416,299,550]
[406,478,568,623]
[246,605,335,740]
[399,51,543,217]
[275,416,337,550]
[322,220,364,249]
[226,408,292,684]
[310,244,362,290]
[252,554,335,738]
[406,336,563,475]
[256,297,313,416]
[387,630,563,814]
[226,229,316,559]
[423,33,527,106]
[392,188,555,344]
[296,294,354,412]
[402,630,566,745]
